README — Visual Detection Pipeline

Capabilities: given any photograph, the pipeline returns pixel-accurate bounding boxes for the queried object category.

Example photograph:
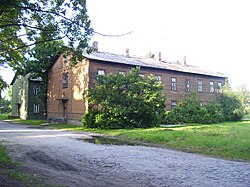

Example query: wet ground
[0,121,250,187]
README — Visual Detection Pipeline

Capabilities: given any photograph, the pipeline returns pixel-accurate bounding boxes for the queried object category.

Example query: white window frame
[209,81,214,93]
[62,73,68,88]
[198,80,203,92]
[156,75,162,82]
[97,69,105,76]
[171,100,177,110]
[171,77,177,91]
[33,86,40,96]
[185,79,190,92]
[34,104,40,113]
[118,71,126,75]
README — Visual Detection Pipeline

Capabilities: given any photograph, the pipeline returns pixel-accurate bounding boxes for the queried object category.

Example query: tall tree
[0,0,93,68]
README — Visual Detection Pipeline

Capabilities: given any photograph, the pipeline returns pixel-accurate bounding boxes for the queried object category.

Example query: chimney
[158,52,162,61]
[126,48,129,57]
[92,41,98,52]
[183,56,187,65]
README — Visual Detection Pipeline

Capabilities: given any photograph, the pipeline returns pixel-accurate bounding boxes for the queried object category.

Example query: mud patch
[80,136,145,146]
[26,151,77,172]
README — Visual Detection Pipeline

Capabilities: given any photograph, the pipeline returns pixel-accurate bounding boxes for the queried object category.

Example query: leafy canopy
[83,67,166,129]
[0,0,93,67]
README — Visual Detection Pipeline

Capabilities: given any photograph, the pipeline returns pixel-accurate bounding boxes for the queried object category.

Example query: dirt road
[0,121,249,187]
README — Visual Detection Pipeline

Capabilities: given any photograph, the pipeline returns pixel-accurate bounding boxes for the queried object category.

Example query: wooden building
[47,43,225,125]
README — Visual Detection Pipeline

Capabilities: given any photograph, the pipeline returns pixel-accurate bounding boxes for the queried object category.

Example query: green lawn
[0,114,8,120]
[9,119,250,161]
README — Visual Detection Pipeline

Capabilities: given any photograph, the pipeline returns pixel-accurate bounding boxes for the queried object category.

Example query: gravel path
[0,121,249,187]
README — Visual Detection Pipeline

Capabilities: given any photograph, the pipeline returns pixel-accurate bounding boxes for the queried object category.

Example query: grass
[9,119,250,161]
[0,114,8,120]
[7,119,46,126]
[0,144,11,166]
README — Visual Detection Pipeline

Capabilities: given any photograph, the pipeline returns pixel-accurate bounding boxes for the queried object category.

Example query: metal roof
[83,51,225,78]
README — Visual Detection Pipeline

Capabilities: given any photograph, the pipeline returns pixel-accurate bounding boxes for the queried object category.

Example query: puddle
[81,136,145,146]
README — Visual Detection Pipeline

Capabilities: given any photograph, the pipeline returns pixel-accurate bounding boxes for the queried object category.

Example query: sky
[87,0,250,90]
[1,0,249,90]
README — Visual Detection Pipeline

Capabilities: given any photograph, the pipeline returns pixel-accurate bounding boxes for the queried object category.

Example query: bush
[163,93,225,124]
[82,67,166,129]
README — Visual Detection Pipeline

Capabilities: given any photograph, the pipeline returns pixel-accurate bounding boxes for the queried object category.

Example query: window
[18,88,23,96]
[62,73,68,88]
[139,73,145,77]
[118,71,126,75]
[209,81,214,93]
[33,86,40,95]
[218,82,222,93]
[198,80,203,92]
[156,75,162,82]
[185,79,190,92]
[171,77,177,91]
[200,101,203,107]
[171,100,177,110]
[97,69,105,76]
[34,104,40,113]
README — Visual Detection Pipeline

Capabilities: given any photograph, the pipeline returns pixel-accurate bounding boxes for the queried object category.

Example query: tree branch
[93,31,133,37]
[0,35,66,55]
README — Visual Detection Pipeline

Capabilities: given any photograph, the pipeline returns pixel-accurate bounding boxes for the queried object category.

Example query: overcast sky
[87,0,250,89]
[1,0,249,90]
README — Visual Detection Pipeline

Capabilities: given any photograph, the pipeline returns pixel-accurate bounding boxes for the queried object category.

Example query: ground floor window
[34,104,40,113]
[171,100,177,110]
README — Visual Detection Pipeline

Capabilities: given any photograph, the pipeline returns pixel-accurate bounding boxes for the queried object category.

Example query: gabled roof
[83,51,225,78]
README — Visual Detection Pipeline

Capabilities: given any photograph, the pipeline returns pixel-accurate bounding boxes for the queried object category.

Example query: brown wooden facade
[47,53,225,124]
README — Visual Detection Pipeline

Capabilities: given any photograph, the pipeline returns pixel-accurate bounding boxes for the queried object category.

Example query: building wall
[27,81,46,119]
[47,55,225,123]
[11,76,24,117]
[11,75,45,119]
[47,55,89,123]
[89,60,225,110]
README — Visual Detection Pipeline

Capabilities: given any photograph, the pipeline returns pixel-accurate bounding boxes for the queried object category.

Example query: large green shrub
[163,93,223,124]
[219,84,245,121]
[164,85,244,124]
[82,67,166,129]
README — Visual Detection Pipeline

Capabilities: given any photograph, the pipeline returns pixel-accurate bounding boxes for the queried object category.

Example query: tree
[0,97,11,114]
[0,76,8,99]
[0,0,93,68]
[146,51,155,59]
[236,84,250,111]
[219,83,245,121]
[83,67,166,129]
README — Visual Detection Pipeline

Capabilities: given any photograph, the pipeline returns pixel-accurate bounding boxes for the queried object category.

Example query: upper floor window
[118,71,126,75]
[218,82,222,93]
[33,86,40,96]
[171,100,177,110]
[62,73,68,88]
[97,69,105,76]
[198,80,203,92]
[209,81,214,93]
[171,77,177,91]
[156,75,162,82]
[34,104,40,113]
[185,79,190,92]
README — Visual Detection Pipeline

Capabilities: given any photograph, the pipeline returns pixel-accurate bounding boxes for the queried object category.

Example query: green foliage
[219,84,245,121]
[164,93,224,124]
[0,144,11,166]
[0,97,11,114]
[146,51,155,59]
[0,0,93,67]
[164,83,245,124]
[235,84,250,111]
[82,67,166,129]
